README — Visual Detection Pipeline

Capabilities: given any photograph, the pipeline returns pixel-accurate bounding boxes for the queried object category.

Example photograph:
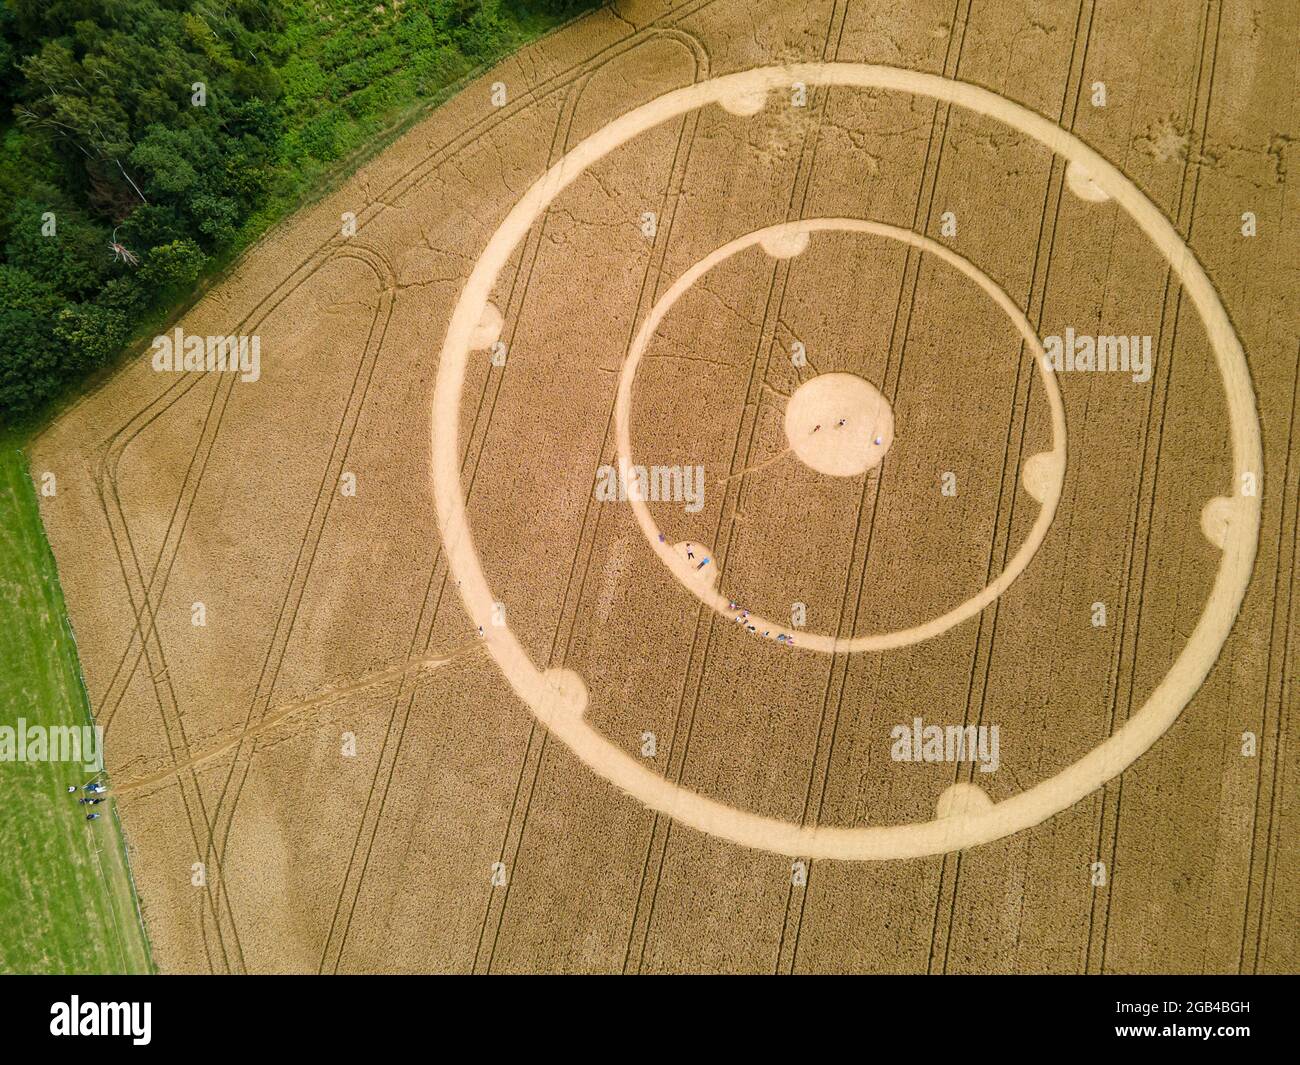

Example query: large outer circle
[612,216,1067,653]
[432,64,1262,860]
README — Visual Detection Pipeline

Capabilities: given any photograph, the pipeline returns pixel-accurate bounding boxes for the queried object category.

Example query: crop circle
[432,64,1261,860]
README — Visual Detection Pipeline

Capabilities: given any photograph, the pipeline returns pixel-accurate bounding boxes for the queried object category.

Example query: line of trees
[0,0,598,425]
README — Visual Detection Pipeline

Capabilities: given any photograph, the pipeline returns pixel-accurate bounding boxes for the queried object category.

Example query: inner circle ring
[432,64,1262,859]
[613,216,1067,653]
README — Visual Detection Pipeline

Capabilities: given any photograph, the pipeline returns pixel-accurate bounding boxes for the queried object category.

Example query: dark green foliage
[0,264,67,413]
[5,198,111,298]
[513,0,597,14]
[0,0,601,426]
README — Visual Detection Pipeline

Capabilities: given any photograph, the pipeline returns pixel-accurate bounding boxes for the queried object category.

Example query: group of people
[728,600,796,647]
[656,534,796,646]
[66,774,107,820]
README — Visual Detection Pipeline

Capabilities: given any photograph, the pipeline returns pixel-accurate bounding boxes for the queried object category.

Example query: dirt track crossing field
[31,0,1299,973]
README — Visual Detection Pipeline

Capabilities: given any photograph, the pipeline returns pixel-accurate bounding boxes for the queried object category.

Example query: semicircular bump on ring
[536,668,588,725]
[468,301,504,350]
[935,782,994,820]
[718,85,768,116]
[1021,450,1065,504]
[673,541,720,586]
[759,229,811,259]
[1065,159,1111,203]
[1200,495,1238,550]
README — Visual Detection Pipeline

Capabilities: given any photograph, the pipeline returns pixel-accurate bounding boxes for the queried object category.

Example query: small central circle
[784,372,894,476]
